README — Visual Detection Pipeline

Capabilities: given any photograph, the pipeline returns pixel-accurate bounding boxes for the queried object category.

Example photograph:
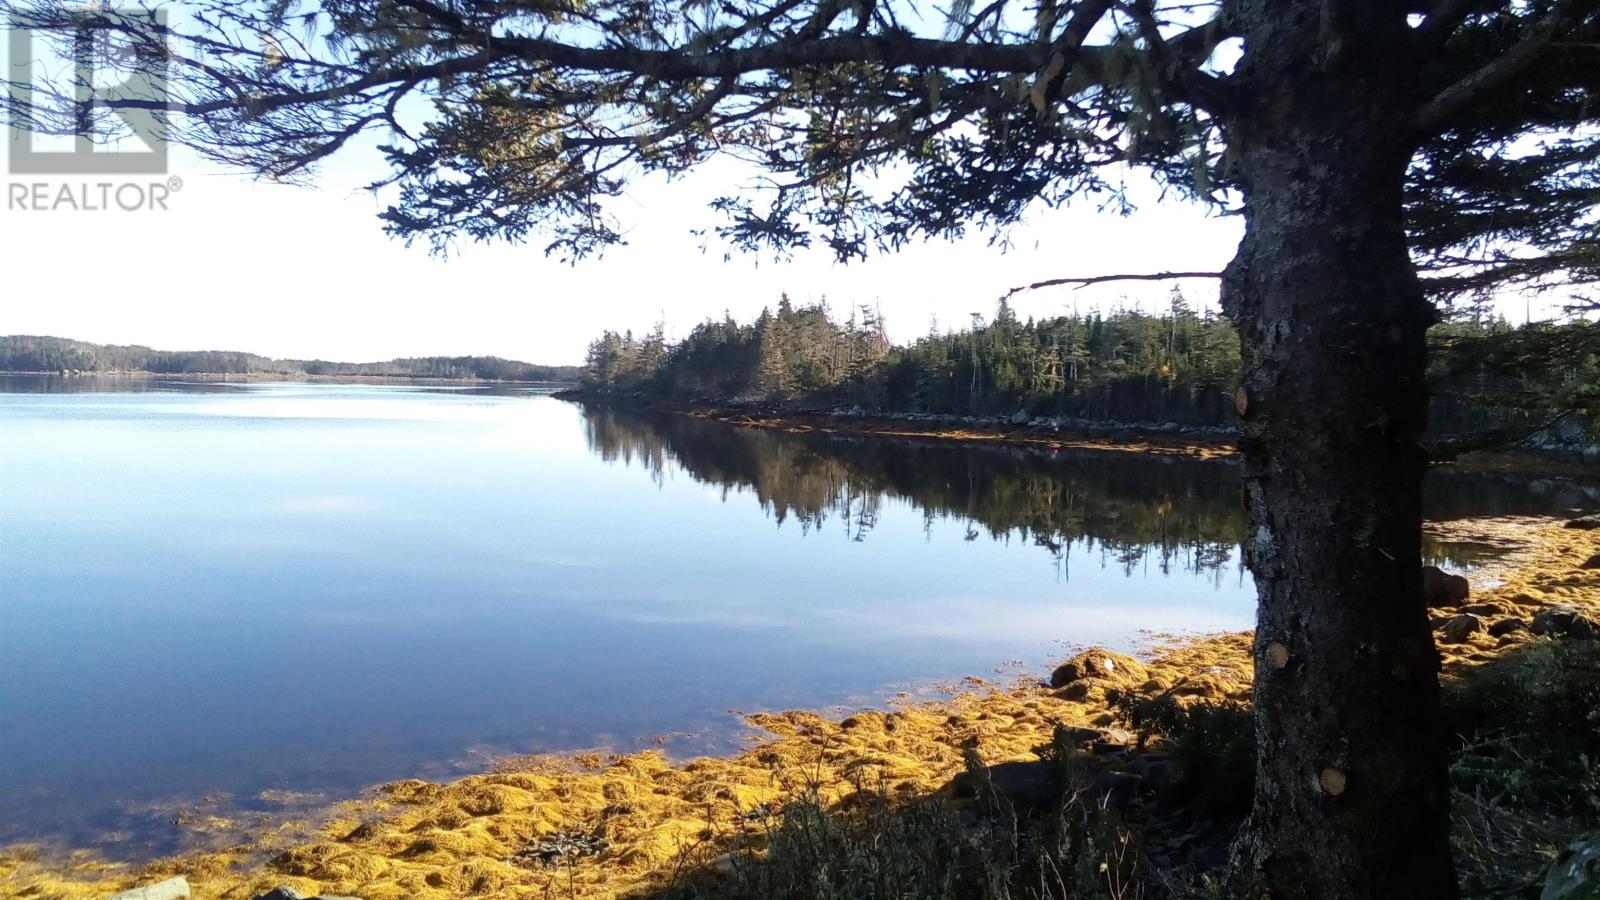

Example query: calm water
[0,377,1590,856]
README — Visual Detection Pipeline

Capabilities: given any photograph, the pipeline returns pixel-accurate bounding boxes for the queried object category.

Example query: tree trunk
[1220,4,1458,898]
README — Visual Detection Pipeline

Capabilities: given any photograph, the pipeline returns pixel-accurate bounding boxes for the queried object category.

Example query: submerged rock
[1565,514,1600,530]
[108,878,189,900]
[1422,565,1471,608]
[1049,649,1148,689]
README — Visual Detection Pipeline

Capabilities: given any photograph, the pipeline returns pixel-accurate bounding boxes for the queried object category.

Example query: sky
[1,137,1252,366]
[0,9,1578,368]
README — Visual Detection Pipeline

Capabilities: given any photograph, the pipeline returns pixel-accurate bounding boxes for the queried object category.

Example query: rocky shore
[557,391,1600,474]
[4,515,1596,900]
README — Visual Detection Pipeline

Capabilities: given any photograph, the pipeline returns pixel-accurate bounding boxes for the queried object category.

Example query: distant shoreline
[0,370,579,387]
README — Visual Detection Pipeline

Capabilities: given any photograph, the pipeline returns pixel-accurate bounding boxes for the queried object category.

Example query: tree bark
[1220,3,1459,898]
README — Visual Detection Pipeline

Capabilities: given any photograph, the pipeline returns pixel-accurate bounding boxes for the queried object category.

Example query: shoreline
[4,516,1596,899]
[560,391,1600,478]
[1,371,578,387]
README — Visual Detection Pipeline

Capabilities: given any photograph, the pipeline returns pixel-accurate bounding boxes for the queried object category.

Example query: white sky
[0,134,1566,366]
[0,10,1577,367]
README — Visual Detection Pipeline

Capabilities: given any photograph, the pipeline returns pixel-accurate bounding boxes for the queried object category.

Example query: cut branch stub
[1266,641,1290,670]
[1234,386,1250,417]
[1320,768,1348,797]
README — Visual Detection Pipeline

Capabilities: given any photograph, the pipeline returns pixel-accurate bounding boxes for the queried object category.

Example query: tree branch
[1412,0,1599,138]
[1121,1,1233,114]
[1003,270,1222,298]
[1426,409,1577,463]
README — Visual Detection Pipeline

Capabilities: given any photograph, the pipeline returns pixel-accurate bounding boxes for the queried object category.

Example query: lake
[0,377,1589,858]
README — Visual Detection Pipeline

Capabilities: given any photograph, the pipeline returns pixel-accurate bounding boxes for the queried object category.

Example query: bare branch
[1003,270,1221,299]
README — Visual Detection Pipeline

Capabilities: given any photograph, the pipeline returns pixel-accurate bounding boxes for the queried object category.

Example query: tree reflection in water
[580,403,1600,579]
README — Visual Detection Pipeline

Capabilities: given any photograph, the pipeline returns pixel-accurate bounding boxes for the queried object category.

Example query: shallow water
[0,376,1588,857]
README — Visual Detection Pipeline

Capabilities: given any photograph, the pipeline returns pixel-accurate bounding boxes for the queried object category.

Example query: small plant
[1444,639,1600,897]
[1106,689,1254,821]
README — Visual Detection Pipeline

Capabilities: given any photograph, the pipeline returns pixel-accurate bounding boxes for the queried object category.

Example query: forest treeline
[0,335,582,382]
[582,294,1600,435]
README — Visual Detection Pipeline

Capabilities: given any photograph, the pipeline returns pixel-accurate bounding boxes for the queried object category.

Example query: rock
[1531,606,1598,640]
[1584,553,1600,570]
[1087,771,1141,811]
[1542,834,1600,900]
[1057,681,1094,701]
[949,760,1060,807]
[109,878,190,900]
[1125,754,1183,792]
[1050,649,1148,689]
[1010,410,1029,426]
[1582,445,1600,467]
[1565,514,1600,530]
[1057,726,1131,747]
[1488,617,1527,638]
[1422,565,1471,608]
[251,889,362,900]
[1441,613,1484,644]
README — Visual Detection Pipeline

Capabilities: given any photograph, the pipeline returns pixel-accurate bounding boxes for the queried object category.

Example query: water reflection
[578,403,1598,576]
[0,378,1590,858]
[582,405,1249,580]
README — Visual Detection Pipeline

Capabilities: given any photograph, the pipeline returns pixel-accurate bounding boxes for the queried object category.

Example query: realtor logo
[6,7,170,176]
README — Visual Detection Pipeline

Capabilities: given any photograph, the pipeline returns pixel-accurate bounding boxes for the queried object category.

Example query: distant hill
[0,335,582,383]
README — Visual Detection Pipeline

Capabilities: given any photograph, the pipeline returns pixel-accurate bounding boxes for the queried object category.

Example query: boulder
[1422,566,1471,608]
[1488,617,1527,638]
[108,879,190,900]
[1441,614,1484,644]
[1010,410,1030,426]
[1049,649,1148,689]
[251,889,363,900]
[1583,553,1600,570]
[1565,514,1600,530]
[1125,754,1184,792]
[1056,726,1134,748]
[1582,445,1600,467]
[949,760,1060,808]
[1542,834,1600,900]
[1532,606,1597,640]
